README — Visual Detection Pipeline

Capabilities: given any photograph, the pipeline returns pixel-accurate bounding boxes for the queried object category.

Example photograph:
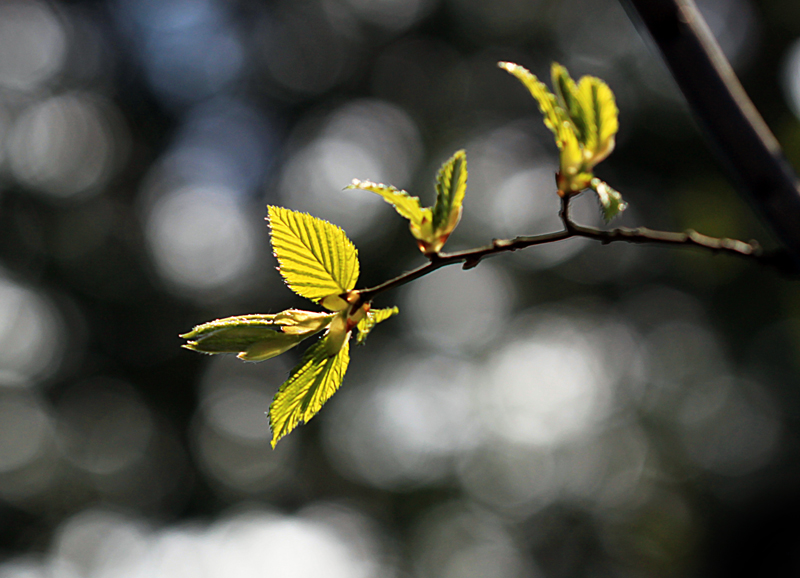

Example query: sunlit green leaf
[499,61,567,141]
[237,332,309,361]
[182,323,299,356]
[348,159,470,255]
[269,336,350,447]
[320,293,349,312]
[591,177,627,222]
[432,150,467,234]
[552,63,589,145]
[268,206,360,302]
[272,310,336,334]
[356,306,399,345]
[577,76,618,166]
[346,180,426,228]
[180,314,281,341]
[180,311,333,360]
[499,62,588,186]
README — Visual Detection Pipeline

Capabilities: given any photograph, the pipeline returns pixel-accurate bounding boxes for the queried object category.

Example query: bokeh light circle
[8,93,124,200]
[401,261,515,352]
[0,275,66,385]
[144,185,259,299]
[0,0,66,91]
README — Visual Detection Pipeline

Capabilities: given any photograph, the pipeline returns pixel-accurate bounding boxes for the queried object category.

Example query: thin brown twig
[570,223,760,255]
[354,195,779,306]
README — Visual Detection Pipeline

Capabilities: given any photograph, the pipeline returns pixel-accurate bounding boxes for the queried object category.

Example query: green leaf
[319,294,349,312]
[268,206,360,302]
[182,323,301,357]
[499,62,585,181]
[552,63,589,145]
[180,311,334,361]
[356,306,399,345]
[577,76,618,166]
[272,310,337,334]
[180,314,282,341]
[269,337,350,447]
[591,178,627,222]
[499,61,567,142]
[237,332,309,361]
[345,180,426,228]
[432,150,467,233]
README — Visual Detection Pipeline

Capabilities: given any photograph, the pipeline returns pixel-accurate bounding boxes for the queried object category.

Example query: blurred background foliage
[1,0,800,576]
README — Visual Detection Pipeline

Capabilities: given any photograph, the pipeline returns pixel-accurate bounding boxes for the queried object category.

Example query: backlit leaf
[180,311,333,360]
[552,63,589,145]
[180,314,283,342]
[237,332,309,361]
[269,336,350,447]
[268,206,360,302]
[272,310,336,334]
[499,62,568,142]
[356,306,399,345]
[320,294,349,312]
[432,150,467,233]
[346,180,426,227]
[577,76,618,166]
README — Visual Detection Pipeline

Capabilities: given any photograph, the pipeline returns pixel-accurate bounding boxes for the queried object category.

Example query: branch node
[463,257,481,270]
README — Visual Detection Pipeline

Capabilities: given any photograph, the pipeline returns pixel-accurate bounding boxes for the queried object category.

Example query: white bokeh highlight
[0,275,65,385]
[481,320,613,447]
[401,261,515,352]
[0,0,66,91]
[5,505,389,578]
[144,185,259,299]
[324,355,480,489]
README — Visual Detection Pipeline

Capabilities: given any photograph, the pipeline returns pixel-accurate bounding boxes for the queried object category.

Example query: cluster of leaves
[347,149,467,254]
[182,149,468,446]
[181,62,624,447]
[500,62,625,220]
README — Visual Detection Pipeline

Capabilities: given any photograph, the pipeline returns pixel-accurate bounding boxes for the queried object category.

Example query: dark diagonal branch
[619,0,800,270]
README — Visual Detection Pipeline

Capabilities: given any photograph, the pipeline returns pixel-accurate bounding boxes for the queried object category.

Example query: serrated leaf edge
[268,206,360,302]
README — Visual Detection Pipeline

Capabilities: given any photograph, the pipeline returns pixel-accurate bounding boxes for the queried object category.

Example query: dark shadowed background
[1,0,800,576]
